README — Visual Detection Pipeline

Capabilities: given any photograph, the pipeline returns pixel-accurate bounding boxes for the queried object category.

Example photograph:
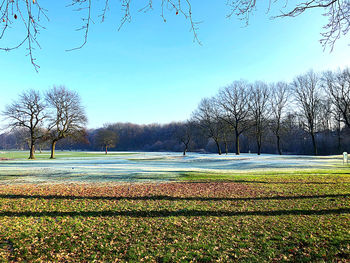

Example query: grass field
[0,151,346,184]
[0,170,349,262]
[0,151,136,160]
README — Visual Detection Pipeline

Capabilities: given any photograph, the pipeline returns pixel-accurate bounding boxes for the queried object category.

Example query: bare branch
[226,0,349,50]
[66,0,92,51]
[1,0,348,70]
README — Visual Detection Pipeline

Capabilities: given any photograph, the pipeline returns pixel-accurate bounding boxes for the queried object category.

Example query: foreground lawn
[0,173,349,262]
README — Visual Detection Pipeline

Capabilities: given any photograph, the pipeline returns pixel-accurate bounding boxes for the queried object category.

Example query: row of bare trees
[2,87,87,159]
[191,68,350,156]
[1,68,349,157]
[1,116,348,155]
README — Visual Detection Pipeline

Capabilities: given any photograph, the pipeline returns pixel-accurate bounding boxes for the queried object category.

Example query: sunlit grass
[0,171,349,262]
[179,168,350,180]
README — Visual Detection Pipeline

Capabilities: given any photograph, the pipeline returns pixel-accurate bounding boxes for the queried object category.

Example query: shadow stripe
[0,193,348,202]
[0,208,349,217]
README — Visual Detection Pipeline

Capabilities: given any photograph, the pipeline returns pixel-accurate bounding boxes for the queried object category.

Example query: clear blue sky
[0,1,349,128]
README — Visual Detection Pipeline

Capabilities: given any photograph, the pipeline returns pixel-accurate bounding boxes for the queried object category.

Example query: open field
[0,151,348,183]
[0,152,349,261]
[0,173,349,262]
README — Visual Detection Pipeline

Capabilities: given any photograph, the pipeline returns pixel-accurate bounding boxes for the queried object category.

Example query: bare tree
[270,82,290,155]
[2,89,46,159]
[218,81,251,155]
[318,97,333,131]
[46,86,88,159]
[192,97,224,155]
[282,111,301,153]
[1,0,348,70]
[250,81,270,155]
[292,71,322,155]
[95,129,118,154]
[323,68,350,129]
[177,121,193,156]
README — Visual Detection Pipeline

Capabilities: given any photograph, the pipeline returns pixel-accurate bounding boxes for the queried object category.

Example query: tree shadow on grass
[0,193,348,202]
[0,208,349,218]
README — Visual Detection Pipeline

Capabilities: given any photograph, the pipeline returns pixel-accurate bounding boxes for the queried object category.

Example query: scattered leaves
[0,173,349,262]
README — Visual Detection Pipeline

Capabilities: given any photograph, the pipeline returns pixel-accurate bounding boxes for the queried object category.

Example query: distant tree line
[1,68,350,157]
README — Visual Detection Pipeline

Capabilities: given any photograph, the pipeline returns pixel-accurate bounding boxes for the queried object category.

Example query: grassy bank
[0,171,349,262]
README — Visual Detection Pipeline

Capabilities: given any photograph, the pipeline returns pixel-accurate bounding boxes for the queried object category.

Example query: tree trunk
[337,119,341,153]
[311,132,318,155]
[224,139,228,155]
[105,145,108,154]
[50,140,57,159]
[183,145,188,156]
[235,129,240,155]
[257,136,262,155]
[277,135,282,155]
[214,139,222,155]
[29,141,35,159]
